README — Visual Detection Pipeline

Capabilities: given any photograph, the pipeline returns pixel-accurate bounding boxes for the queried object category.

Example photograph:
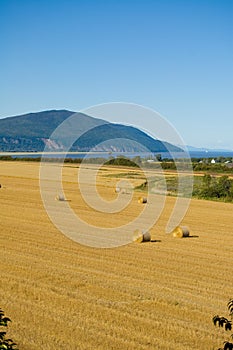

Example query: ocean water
[5,150,233,160]
[188,151,233,159]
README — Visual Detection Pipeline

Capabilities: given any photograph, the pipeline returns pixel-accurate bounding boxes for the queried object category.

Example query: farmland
[0,161,233,349]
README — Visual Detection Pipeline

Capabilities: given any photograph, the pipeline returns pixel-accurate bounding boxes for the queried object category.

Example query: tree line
[193,174,233,201]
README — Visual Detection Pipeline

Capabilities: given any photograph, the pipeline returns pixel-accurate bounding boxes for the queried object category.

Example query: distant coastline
[0,150,233,160]
[187,150,233,159]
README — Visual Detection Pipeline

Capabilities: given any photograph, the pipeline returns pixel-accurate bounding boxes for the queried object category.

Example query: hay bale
[115,187,121,193]
[55,194,65,201]
[172,226,190,238]
[133,229,151,243]
[138,197,147,204]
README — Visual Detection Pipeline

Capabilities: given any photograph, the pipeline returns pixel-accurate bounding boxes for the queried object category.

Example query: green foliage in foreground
[213,299,233,350]
[193,175,233,202]
[170,174,233,202]
[134,175,233,203]
[0,309,18,350]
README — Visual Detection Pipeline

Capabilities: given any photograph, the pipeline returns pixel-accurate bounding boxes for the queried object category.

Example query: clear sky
[1,0,232,149]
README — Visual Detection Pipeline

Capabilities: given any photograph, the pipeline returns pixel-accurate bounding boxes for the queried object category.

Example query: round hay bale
[55,194,65,201]
[115,187,121,193]
[133,229,151,243]
[142,231,151,242]
[172,226,190,238]
[138,197,147,204]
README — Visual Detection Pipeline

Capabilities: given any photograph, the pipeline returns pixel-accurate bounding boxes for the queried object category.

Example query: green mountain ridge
[0,110,182,153]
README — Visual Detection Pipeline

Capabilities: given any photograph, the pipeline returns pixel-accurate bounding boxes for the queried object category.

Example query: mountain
[0,110,182,153]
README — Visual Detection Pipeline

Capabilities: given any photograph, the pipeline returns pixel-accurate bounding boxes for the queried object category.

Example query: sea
[1,150,233,160]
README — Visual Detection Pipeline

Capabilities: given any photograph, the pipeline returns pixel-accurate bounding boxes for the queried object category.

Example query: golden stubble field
[0,161,233,350]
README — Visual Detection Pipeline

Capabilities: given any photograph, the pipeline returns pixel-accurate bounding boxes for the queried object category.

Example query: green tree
[216,176,232,198]
[198,175,233,200]
[213,299,233,350]
[199,174,215,198]
[131,156,142,165]
[0,309,18,350]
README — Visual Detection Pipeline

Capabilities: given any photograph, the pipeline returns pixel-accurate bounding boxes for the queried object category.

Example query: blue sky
[1,0,232,149]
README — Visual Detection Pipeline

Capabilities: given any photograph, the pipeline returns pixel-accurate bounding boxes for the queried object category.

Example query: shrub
[105,156,139,167]
[213,299,233,349]
[0,309,18,350]
[197,175,233,201]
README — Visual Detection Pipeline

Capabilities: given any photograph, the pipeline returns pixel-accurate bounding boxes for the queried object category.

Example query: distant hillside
[0,110,182,153]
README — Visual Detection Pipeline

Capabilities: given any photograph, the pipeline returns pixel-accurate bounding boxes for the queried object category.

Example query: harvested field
[0,161,233,349]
